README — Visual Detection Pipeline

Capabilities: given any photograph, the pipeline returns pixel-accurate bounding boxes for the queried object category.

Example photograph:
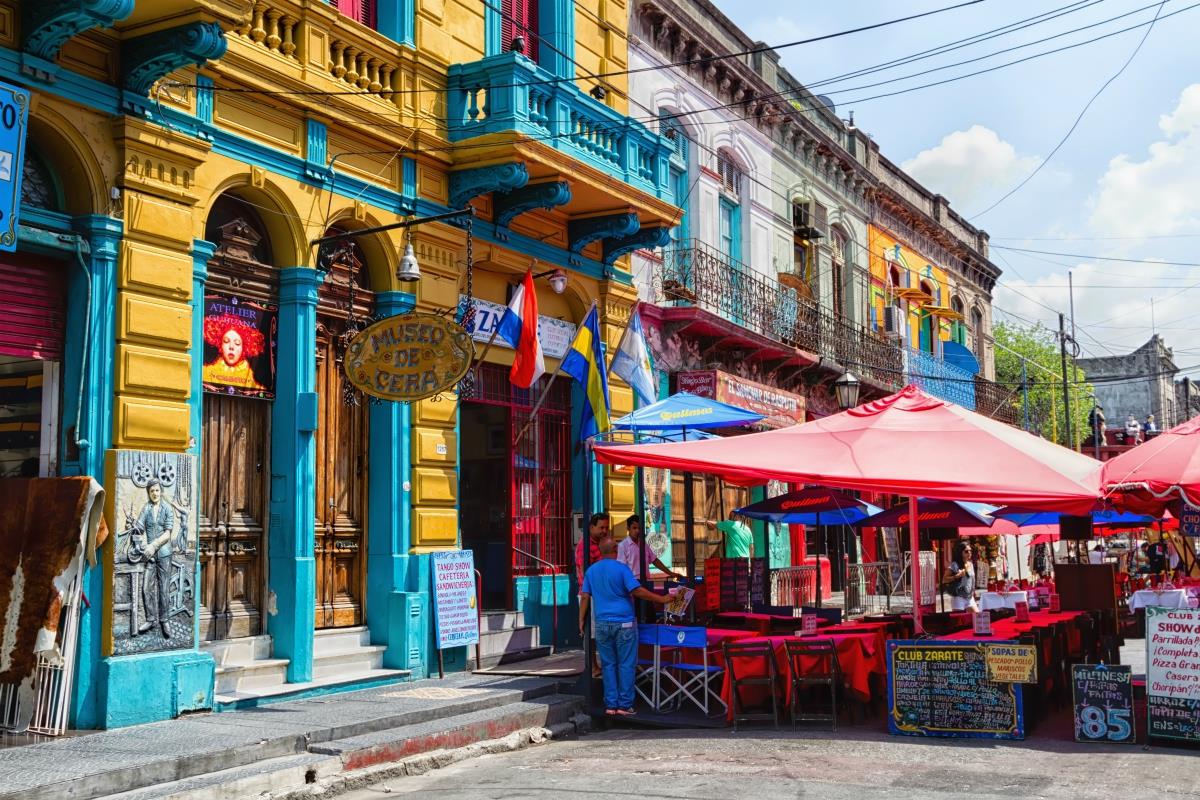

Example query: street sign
[0,80,29,251]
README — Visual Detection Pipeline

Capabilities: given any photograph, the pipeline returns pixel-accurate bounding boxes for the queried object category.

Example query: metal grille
[770,566,818,610]
[843,561,900,617]
[469,364,572,576]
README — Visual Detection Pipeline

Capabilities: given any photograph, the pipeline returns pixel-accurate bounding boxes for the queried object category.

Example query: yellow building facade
[1,0,675,729]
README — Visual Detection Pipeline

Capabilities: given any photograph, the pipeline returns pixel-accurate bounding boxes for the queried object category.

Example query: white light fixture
[548,268,568,295]
[834,371,861,410]
[396,239,420,282]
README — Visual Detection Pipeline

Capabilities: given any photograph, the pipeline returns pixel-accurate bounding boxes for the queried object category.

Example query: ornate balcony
[446,53,679,252]
[650,240,905,391]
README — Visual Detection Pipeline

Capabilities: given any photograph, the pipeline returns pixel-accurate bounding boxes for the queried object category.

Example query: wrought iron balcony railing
[651,240,904,389]
[446,53,674,200]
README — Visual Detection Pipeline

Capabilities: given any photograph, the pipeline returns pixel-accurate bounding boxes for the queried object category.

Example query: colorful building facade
[0,0,674,730]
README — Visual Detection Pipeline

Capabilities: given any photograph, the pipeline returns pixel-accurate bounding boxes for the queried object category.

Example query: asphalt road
[337,718,1200,800]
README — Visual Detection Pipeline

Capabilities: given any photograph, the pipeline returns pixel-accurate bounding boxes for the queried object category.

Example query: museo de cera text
[344,313,474,402]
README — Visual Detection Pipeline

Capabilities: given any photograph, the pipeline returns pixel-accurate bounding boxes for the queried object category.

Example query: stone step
[479,624,539,658]
[313,625,371,653]
[200,634,272,665]
[213,668,409,711]
[213,657,291,693]
[480,610,526,631]
[99,694,584,800]
[476,645,553,670]
[312,645,387,680]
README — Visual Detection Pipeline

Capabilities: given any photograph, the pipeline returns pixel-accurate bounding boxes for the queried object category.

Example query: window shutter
[812,202,828,238]
[501,0,539,62]
[335,0,376,28]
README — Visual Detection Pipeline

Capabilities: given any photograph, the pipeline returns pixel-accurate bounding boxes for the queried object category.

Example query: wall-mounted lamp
[533,267,569,295]
[310,207,476,283]
[834,371,861,410]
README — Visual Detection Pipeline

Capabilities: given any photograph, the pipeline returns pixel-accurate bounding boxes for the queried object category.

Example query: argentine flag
[609,307,656,406]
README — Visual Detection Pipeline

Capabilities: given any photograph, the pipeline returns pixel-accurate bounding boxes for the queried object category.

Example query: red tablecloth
[719,632,883,721]
[714,612,832,635]
[939,609,1086,656]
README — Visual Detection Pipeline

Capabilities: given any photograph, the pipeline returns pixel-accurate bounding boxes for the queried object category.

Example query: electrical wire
[970,0,1168,218]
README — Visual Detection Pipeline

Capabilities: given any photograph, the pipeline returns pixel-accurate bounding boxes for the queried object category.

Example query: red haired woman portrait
[202,314,266,391]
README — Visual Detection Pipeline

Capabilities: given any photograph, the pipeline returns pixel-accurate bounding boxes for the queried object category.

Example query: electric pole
[1059,313,1073,449]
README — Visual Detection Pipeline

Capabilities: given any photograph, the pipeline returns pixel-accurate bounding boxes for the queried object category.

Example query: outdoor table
[1129,588,1190,610]
[940,609,1086,654]
[713,612,827,634]
[979,590,1029,611]
[719,632,883,722]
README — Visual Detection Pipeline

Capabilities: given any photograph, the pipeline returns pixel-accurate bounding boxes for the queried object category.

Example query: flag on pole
[609,305,656,407]
[496,270,545,389]
[562,303,611,439]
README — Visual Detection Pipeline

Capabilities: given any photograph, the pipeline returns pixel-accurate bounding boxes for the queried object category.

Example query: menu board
[887,641,1025,739]
[701,557,722,612]
[719,558,743,611]
[430,550,480,649]
[1147,606,1200,743]
[1072,664,1135,744]
[750,558,768,608]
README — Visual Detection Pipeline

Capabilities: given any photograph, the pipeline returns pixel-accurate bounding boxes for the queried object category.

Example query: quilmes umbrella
[993,508,1158,528]
[595,385,1103,632]
[735,487,882,526]
[611,391,765,435]
[853,498,996,530]
[1102,414,1200,514]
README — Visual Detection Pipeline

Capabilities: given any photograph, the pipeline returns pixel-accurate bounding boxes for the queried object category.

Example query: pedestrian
[944,541,979,612]
[618,514,683,581]
[579,537,672,716]
[1145,538,1169,574]
[577,512,610,678]
[1088,404,1106,441]
[709,514,753,558]
[1088,541,1106,565]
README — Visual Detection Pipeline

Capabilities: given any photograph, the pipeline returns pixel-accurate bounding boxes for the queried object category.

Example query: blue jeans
[594,620,636,710]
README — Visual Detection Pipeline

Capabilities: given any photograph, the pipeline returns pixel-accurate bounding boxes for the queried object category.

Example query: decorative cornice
[568,212,640,256]
[493,180,571,231]
[23,0,134,63]
[603,226,671,266]
[123,21,228,99]
[447,162,529,209]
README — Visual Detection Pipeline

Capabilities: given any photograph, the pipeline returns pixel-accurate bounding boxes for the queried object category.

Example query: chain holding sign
[344,313,474,402]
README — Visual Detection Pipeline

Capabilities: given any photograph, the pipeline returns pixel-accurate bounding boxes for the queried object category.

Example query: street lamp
[536,267,568,295]
[311,207,476,283]
[835,371,861,410]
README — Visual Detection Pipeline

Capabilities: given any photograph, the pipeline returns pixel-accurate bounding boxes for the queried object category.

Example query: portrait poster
[202,291,277,399]
[105,450,198,656]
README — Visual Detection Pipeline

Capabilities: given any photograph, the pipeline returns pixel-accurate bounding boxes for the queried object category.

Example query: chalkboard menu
[750,558,767,607]
[701,557,722,612]
[1072,664,1135,744]
[887,641,1025,739]
[1147,606,1200,743]
[719,558,744,611]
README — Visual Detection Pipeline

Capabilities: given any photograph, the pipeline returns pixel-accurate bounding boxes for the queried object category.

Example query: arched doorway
[313,231,372,628]
[198,194,278,641]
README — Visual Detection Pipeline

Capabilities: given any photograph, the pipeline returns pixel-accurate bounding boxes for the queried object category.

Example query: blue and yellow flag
[561,303,610,439]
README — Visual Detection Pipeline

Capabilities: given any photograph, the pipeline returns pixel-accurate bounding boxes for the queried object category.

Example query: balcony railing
[650,240,904,390]
[446,53,674,200]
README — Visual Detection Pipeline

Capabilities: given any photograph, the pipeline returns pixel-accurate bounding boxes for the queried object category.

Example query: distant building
[1078,335,1190,428]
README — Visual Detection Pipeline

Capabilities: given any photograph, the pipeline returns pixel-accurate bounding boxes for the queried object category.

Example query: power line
[992,244,1200,267]
[970,0,1167,218]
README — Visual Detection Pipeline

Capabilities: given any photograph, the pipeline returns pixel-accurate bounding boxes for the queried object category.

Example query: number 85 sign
[1077,704,1133,742]
[1072,664,1136,744]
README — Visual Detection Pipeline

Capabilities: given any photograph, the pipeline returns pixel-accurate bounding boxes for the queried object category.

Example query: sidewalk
[0,672,583,800]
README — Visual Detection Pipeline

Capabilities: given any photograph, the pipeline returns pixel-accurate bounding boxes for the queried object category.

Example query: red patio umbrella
[594,385,1103,632]
[1102,415,1200,515]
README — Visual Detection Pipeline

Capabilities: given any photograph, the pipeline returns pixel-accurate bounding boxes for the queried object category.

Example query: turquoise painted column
[269,268,321,683]
[539,0,576,79]
[189,240,215,459]
[67,215,121,729]
[365,291,425,674]
[377,0,415,47]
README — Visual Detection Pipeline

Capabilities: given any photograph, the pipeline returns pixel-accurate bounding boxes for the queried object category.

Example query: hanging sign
[0,80,29,252]
[1072,664,1135,744]
[677,370,805,429]
[202,292,277,399]
[344,312,474,402]
[431,550,480,649]
[1146,606,1200,743]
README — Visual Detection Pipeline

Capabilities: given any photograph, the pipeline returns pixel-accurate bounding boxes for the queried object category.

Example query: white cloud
[1088,84,1200,237]
[901,125,1039,209]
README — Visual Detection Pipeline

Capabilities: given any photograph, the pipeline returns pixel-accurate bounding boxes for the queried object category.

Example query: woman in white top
[944,541,979,612]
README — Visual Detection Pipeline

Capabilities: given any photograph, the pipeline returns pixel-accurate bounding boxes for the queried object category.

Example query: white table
[1130,589,1190,610]
[979,590,1029,611]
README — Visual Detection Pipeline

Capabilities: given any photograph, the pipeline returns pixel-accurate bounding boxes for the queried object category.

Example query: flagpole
[513,361,566,448]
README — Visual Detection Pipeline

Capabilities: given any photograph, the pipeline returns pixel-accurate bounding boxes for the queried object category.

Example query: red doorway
[460,363,571,609]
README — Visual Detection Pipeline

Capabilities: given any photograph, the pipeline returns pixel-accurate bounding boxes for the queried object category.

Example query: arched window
[918,281,936,354]
[951,296,966,345]
[21,148,61,212]
[205,194,273,265]
[831,228,848,320]
[716,148,743,262]
[971,306,985,354]
[660,110,692,246]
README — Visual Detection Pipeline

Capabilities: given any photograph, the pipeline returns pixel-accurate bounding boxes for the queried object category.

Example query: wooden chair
[784,639,841,731]
[722,641,779,732]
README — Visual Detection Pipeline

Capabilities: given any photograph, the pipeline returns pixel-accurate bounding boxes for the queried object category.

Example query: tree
[993,321,1093,448]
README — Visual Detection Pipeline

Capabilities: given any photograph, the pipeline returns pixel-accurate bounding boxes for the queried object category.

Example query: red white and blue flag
[497,269,545,389]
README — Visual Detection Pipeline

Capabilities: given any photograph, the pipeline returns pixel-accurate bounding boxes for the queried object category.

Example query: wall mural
[108,450,197,655]
[202,291,277,399]
[642,317,787,392]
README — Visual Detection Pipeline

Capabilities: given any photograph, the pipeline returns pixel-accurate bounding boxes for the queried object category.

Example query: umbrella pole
[910,496,923,635]
[1015,535,1023,583]
[684,472,696,588]
[815,512,823,609]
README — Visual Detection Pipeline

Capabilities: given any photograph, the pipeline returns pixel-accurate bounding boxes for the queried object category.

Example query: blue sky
[710,0,1200,373]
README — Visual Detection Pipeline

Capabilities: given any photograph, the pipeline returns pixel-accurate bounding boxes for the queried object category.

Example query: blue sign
[1181,508,1200,538]
[0,80,28,252]
[431,550,480,649]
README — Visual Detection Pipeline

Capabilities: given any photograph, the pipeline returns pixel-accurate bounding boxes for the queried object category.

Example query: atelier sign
[344,313,474,402]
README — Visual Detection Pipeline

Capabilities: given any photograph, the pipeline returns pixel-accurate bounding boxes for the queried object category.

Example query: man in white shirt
[1124,415,1142,444]
[617,515,683,581]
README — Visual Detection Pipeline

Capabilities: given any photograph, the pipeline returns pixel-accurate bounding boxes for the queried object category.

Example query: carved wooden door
[199,394,269,640]
[313,249,371,629]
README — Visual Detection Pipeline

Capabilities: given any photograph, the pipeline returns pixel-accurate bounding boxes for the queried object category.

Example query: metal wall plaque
[344,312,474,402]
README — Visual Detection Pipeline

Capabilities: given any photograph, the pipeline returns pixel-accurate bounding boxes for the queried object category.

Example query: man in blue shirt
[579,538,671,715]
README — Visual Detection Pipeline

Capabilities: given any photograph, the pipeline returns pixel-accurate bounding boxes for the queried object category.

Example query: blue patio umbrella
[612,391,765,433]
[993,507,1158,527]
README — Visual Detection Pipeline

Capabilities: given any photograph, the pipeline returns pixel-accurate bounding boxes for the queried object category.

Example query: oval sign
[344,312,475,402]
